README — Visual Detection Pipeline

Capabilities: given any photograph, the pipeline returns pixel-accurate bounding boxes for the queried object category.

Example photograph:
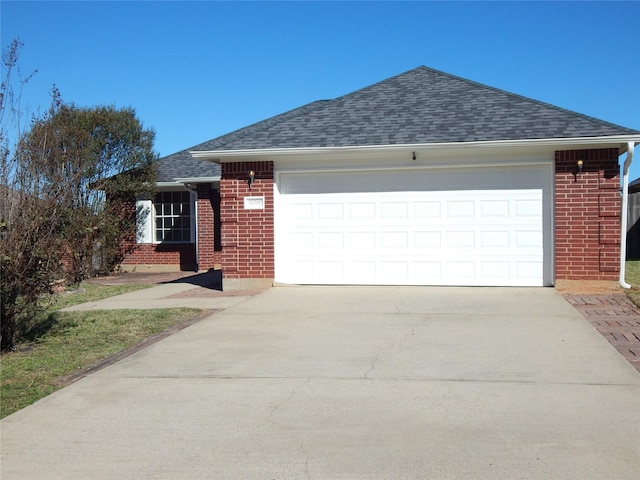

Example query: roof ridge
[315,64,637,133]
[329,66,431,102]
[417,65,639,133]
[164,65,638,157]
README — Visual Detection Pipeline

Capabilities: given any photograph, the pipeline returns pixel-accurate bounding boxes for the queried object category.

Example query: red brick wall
[121,243,196,270]
[219,161,275,278]
[120,185,221,272]
[555,149,621,280]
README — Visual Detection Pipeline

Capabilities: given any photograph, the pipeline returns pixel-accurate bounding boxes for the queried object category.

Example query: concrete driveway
[2,286,639,479]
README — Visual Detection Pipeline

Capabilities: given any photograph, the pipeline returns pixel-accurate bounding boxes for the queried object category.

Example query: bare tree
[1,40,156,351]
[1,40,62,350]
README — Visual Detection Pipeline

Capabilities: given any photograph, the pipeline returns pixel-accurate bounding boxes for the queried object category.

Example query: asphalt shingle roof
[156,102,329,182]
[156,149,221,183]
[158,66,638,181]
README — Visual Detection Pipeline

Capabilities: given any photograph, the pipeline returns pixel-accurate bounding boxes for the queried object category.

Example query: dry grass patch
[625,261,640,306]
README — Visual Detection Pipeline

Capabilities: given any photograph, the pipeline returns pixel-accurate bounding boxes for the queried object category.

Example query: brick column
[555,149,621,280]
[219,161,275,279]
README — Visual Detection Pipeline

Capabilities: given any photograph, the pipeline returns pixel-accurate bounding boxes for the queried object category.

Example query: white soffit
[173,177,221,183]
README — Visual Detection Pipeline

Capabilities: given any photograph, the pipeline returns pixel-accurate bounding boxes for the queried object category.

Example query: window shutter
[136,199,153,244]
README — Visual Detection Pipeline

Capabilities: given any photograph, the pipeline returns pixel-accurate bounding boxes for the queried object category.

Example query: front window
[154,191,192,243]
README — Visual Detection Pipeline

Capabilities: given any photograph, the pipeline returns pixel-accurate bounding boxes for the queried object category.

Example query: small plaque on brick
[243,196,265,210]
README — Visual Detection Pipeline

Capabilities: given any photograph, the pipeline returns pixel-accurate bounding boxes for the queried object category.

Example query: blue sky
[2,1,640,177]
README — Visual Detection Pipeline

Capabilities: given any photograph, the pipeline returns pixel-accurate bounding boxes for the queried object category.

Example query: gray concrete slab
[2,287,639,479]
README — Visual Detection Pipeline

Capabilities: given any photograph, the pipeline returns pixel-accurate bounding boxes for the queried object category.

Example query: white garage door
[275,166,551,286]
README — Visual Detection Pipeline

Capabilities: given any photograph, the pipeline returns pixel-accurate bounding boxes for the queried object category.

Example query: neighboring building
[120,66,640,287]
[627,178,640,260]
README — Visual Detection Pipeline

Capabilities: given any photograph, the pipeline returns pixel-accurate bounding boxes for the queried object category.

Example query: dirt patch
[554,280,625,295]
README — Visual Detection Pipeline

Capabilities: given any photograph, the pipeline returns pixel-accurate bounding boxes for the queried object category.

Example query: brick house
[121,66,640,287]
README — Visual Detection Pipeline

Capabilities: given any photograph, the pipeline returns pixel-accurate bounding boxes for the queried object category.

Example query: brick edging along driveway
[565,294,640,373]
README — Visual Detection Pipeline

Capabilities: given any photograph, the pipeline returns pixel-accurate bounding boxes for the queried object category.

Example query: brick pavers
[564,294,640,373]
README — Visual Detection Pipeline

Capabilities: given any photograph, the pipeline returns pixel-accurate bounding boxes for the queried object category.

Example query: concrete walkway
[60,281,257,311]
[2,285,639,479]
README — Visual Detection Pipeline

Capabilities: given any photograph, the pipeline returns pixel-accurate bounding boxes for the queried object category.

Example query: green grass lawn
[0,283,201,419]
[625,260,640,306]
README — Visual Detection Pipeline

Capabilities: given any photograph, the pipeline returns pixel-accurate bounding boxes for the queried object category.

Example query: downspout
[184,185,199,272]
[619,142,635,289]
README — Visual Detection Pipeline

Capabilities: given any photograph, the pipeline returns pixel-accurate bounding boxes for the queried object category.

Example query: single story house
[121,66,640,288]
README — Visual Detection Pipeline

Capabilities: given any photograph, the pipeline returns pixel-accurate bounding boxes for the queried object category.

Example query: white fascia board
[173,177,221,183]
[190,135,640,162]
[156,181,184,188]
[156,178,220,189]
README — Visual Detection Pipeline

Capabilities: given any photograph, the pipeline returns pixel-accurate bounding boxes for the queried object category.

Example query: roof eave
[173,176,221,184]
[190,135,640,162]
[156,177,220,187]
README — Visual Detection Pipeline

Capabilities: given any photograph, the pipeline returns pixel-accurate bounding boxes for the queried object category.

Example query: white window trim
[136,190,196,244]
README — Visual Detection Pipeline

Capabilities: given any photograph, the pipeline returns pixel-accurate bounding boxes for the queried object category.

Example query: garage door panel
[414,231,442,248]
[515,199,542,217]
[414,201,442,218]
[291,232,314,249]
[446,231,475,248]
[349,231,376,249]
[348,203,376,220]
[346,260,376,279]
[514,261,544,281]
[283,257,545,286]
[292,261,313,279]
[480,231,510,248]
[414,261,443,278]
[446,261,476,279]
[276,168,551,286]
[289,203,314,220]
[317,203,344,220]
[381,261,409,278]
[480,261,510,279]
[446,201,475,218]
[480,200,510,217]
[380,231,409,249]
[514,230,543,248]
[316,232,344,249]
[317,261,343,280]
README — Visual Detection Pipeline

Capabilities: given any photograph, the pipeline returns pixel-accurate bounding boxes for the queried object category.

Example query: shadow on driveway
[164,269,222,290]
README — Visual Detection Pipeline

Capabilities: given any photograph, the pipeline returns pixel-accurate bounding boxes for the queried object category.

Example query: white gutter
[156,181,185,188]
[173,176,220,183]
[156,178,221,188]
[190,135,640,161]
[620,141,635,289]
